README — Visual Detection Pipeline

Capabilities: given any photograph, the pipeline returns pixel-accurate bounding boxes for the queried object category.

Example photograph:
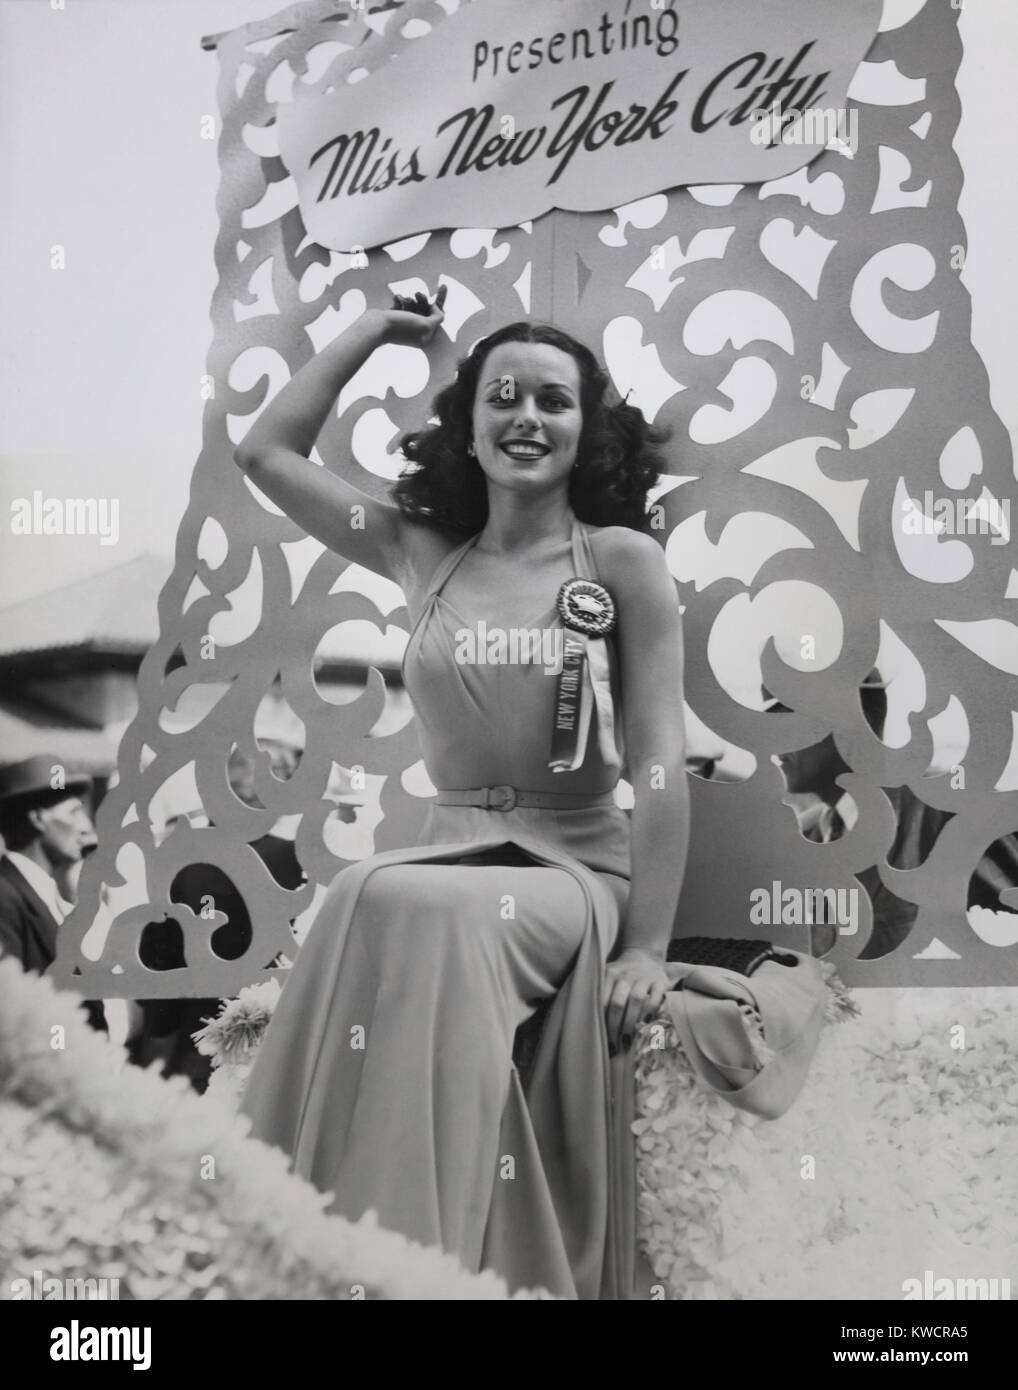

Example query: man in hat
[0,753,107,1032]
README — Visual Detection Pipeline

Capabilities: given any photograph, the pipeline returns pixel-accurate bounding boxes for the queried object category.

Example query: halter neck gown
[240,516,638,1299]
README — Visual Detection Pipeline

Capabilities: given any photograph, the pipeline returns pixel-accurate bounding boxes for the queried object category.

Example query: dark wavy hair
[391,322,670,536]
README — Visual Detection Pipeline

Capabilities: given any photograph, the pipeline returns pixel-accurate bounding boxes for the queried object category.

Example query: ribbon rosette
[548,578,623,773]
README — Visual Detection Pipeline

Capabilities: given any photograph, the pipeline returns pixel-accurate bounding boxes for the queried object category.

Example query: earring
[467,442,476,457]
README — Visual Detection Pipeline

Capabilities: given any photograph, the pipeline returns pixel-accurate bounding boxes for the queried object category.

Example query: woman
[234,287,690,1299]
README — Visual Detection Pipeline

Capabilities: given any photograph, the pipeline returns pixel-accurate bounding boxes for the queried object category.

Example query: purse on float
[661,936,828,1120]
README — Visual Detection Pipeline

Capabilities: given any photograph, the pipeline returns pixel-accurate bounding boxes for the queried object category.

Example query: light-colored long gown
[240,516,639,1298]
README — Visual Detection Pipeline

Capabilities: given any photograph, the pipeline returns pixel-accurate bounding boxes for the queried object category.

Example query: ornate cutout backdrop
[53,0,1018,997]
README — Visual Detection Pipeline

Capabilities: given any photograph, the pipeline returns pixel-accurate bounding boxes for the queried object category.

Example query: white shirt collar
[4,851,73,924]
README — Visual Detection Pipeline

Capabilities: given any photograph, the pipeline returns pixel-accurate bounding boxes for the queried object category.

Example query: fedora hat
[0,754,92,806]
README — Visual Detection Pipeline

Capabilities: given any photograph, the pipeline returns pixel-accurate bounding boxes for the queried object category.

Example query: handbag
[660,936,829,1120]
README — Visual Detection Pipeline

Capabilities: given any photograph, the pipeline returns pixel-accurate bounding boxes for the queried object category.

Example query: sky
[0,0,1016,611]
[0,0,278,606]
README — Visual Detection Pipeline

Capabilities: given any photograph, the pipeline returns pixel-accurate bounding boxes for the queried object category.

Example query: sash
[548,579,622,774]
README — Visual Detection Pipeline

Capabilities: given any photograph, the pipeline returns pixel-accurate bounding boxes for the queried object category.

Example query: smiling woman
[232,290,689,1298]
[393,318,667,536]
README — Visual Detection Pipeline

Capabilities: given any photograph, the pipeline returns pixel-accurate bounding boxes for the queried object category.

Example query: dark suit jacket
[0,856,107,1032]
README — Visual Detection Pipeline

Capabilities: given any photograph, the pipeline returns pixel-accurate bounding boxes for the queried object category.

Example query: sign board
[278,0,882,252]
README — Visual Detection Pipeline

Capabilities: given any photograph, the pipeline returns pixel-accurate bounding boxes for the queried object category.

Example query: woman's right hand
[379,284,447,347]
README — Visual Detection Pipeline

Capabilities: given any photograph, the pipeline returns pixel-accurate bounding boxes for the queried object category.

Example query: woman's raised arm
[232,291,447,588]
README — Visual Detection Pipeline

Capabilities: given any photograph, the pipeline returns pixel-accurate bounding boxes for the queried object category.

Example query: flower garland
[198,973,1017,1300]
[633,985,1018,1299]
[30,962,1012,1302]
[0,960,542,1300]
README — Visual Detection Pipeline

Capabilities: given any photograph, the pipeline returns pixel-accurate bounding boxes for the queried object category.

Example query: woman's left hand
[603,948,670,1053]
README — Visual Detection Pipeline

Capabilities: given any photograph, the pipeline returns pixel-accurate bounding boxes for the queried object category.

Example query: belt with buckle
[434,785,617,812]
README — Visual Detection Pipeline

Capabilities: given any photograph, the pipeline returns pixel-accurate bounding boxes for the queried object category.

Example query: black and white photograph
[1,0,1015,1343]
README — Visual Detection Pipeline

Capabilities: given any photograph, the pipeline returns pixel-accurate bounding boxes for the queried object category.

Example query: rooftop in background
[0,549,411,774]
[0,553,172,662]
[0,551,408,672]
